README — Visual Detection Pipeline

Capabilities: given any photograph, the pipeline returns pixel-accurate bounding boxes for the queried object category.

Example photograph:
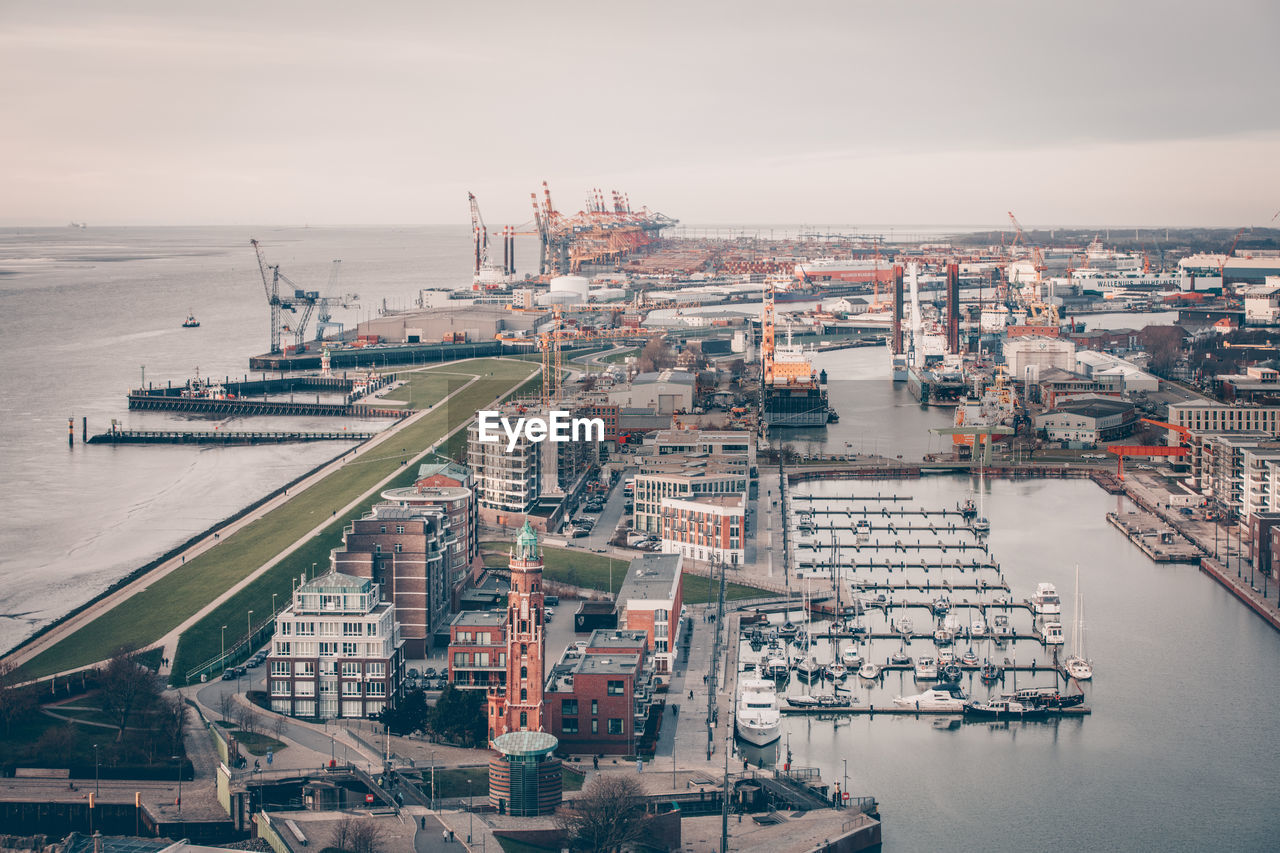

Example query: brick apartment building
[446,610,508,690]
[332,503,455,658]
[616,554,684,675]
[660,491,746,566]
[544,629,656,755]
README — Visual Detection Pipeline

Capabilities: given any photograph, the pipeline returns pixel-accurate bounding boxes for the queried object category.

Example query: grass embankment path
[479,541,773,604]
[15,359,537,685]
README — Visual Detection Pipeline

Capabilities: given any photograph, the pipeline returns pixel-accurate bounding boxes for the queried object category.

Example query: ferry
[735,679,782,746]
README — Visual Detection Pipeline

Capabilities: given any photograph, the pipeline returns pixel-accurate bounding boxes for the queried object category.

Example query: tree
[217,691,235,723]
[99,647,161,743]
[378,689,428,736]
[428,685,486,746]
[328,814,385,853]
[236,705,259,736]
[272,712,289,740]
[0,661,37,736]
[36,723,77,764]
[636,337,674,374]
[558,774,648,852]
[158,694,189,757]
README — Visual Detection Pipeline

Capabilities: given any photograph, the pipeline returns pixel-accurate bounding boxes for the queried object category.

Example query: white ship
[1031,583,1062,616]
[735,678,782,746]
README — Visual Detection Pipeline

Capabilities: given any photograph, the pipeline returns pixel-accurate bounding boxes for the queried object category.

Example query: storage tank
[548,275,589,302]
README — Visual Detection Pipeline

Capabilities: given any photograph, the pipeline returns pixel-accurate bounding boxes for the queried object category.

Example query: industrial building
[1034,396,1137,445]
[356,304,544,345]
[606,369,696,414]
[267,572,405,721]
[1074,351,1160,394]
[1004,335,1077,381]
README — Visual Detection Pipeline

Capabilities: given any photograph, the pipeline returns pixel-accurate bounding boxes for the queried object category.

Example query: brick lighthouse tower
[488,521,547,740]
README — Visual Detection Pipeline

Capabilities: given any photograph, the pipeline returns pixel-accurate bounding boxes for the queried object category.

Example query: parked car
[572,527,590,538]
[221,669,236,681]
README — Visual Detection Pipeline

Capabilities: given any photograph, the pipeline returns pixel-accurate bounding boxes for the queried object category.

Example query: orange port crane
[1106,418,1193,479]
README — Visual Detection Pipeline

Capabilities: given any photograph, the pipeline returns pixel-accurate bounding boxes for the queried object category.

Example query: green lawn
[233,731,287,756]
[18,359,536,684]
[479,542,772,602]
[377,372,463,410]
[600,347,636,364]
[430,766,490,799]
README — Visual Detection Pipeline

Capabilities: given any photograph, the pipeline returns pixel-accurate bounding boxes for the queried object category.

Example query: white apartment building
[267,572,404,721]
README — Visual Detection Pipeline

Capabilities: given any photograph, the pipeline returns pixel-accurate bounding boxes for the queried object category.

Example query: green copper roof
[493,730,558,757]
[514,520,539,562]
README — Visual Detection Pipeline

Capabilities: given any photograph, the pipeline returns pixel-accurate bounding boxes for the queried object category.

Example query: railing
[184,606,285,684]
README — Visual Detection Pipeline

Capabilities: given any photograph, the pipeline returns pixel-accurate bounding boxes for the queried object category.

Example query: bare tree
[98,647,161,742]
[217,691,234,723]
[158,694,188,756]
[272,712,289,740]
[329,815,385,853]
[558,774,648,852]
[236,705,259,736]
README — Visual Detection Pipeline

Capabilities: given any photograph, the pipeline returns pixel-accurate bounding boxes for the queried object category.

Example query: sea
[2,227,1276,850]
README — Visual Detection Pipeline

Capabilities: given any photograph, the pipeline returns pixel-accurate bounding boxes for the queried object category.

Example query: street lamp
[247,610,254,644]
[93,743,99,797]
[429,750,435,811]
[272,593,278,614]
[172,755,182,814]
[221,625,227,661]
[468,779,474,842]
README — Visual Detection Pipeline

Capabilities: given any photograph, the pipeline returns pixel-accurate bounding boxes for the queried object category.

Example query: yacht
[937,648,956,666]
[182,313,200,328]
[777,622,799,639]
[855,518,872,543]
[970,616,987,637]
[894,684,967,711]
[963,698,1048,721]
[1065,564,1094,681]
[933,626,954,646]
[898,616,914,635]
[932,596,952,616]
[992,614,1012,643]
[786,693,821,708]
[1005,687,1085,709]
[980,661,1004,682]
[971,516,991,535]
[1043,622,1065,646]
[840,646,863,668]
[960,649,979,667]
[736,679,782,745]
[890,648,912,665]
[914,657,938,680]
[794,658,822,682]
[824,662,848,681]
[1031,583,1062,616]
[763,656,791,679]
[958,498,977,519]
[940,663,962,682]
[858,661,881,680]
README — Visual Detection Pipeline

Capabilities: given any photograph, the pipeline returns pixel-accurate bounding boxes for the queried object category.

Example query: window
[279,621,292,636]
[591,719,598,733]
[367,623,378,636]
[367,681,386,697]
[270,680,290,696]
[476,652,490,667]
[562,718,578,734]
[295,680,315,697]
[394,543,403,553]
[396,525,405,534]
[477,632,491,645]
[520,711,528,730]
[275,641,291,656]
[342,700,362,718]
[342,642,357,656]
[342,681,361,696]
[368,662,385,678]
[591,700,598,716]
[342,662,360,677]
[459,631,472,643]
[520,666,528,680]
[562,699,578,716]
[453,652,469,667]
[607,680,625,696]
[297,661,316,677]
[608,718,624,735]
[344,622,362,636]
[316,661,332,676]
[319,680,338,695]
[271,661,290,676]
[520,688,527,701]
[319,642,337,656]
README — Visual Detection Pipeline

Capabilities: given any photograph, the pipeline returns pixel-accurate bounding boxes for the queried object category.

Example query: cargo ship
[760,276,831,427]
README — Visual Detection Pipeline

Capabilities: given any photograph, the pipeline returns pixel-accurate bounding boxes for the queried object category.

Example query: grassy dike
[18,359,536,684]
[479,541,773,604]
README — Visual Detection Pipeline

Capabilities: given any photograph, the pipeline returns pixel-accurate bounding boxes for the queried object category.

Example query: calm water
[0,226,479,652]
[735,351,1280,850]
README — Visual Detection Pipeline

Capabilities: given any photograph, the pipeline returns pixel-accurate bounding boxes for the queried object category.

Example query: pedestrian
[689,689,694,699]
[593,756,599,770]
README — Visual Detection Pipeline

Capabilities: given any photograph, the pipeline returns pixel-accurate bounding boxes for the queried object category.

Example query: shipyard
[4,3,1280,852]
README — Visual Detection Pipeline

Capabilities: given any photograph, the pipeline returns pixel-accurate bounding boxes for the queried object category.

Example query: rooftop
[617,554,683,604]
[415,453,471,483]
[575,652,641,675]
[492,730,559,757]
[451,610,507,628]
[298,571,370,594]
[586,628,648,650]
[632,369,695,386]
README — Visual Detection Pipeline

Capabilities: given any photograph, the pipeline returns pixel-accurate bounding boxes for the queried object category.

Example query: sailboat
[1064,564,1094,680]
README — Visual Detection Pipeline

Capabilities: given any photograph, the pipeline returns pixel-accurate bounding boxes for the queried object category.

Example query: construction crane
[250,240,358,353]
[1007,211,1026,254]
[469,192,490,277]
[314,260,359,341]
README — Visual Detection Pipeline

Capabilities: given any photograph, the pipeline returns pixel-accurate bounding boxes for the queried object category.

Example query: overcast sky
[3,0,1277,228]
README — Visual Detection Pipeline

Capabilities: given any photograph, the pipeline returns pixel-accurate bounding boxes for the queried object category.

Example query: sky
[2,0,1278,228]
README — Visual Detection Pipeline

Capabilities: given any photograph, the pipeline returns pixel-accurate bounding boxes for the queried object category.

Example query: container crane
[250,240,358,353]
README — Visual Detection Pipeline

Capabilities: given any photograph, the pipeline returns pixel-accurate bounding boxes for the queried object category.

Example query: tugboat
[182,312,200,328]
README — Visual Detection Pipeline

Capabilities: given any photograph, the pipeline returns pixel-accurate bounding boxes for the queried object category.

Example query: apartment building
[446,610,508,690]
[543,629,656,754]
[633,457,750,535]
[615,554,684,674]
[267,572,404,721]
[660,492,746,565]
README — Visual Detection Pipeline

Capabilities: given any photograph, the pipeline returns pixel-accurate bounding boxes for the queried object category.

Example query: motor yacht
[1043,622,1065,646]
[858,662,881,680]
[1031,583,1062,616]
[963,698,1048,721]
[894,684,967,711]
[914,657,938,680]
[735,679,782,745]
